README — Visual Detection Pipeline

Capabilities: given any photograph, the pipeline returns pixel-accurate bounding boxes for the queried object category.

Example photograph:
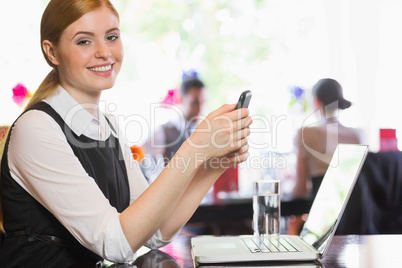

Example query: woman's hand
[196,143,249,177]
[186,104,252,165]
[127,104,251,244]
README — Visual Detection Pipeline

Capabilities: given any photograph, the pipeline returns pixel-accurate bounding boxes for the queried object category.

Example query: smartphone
[235,90,252,109]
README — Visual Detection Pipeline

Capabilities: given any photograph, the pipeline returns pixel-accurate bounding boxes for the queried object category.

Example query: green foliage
[126,0,271,107]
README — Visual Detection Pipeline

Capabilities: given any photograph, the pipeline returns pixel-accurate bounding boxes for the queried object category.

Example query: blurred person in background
[293,78,365,200]
[143,75,206,180]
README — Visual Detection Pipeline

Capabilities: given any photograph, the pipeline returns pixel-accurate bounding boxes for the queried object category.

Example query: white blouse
[7,86,172,263]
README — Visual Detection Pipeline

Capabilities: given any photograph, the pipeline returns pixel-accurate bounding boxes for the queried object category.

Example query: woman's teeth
[89,65,112,72]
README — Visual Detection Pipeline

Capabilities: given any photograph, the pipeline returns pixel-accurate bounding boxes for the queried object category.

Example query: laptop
[191,144,369,264]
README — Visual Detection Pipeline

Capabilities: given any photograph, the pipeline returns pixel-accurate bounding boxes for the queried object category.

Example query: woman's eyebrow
[72,31,94,40]
[71,28,120,40]
[106,27,120,33]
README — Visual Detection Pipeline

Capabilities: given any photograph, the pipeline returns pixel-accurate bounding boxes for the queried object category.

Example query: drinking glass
[252,179,281,238]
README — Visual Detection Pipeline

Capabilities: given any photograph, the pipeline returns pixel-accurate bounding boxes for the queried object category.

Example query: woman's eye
[106,35,119,41]
[77,40,91,46]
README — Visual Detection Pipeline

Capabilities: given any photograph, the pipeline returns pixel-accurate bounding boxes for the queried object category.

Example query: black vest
[0,102,130,267]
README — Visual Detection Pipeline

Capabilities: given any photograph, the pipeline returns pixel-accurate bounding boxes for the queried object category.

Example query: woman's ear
[42,40,59,66]
[314,97,322,110]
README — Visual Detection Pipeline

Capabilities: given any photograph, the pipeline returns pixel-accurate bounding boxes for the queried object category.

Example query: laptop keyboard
[242,237,300,253]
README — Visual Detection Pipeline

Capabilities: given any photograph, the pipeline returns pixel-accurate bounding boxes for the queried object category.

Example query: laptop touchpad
[201,242,238,249]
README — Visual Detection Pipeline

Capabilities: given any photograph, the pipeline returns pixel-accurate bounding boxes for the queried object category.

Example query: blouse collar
[44,85,111,140]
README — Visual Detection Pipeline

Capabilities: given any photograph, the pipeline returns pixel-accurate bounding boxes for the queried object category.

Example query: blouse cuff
[144,229,180,250]
[104,216,136,263]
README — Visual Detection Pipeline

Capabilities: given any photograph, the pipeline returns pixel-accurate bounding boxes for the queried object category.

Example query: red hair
[25,0,119,111]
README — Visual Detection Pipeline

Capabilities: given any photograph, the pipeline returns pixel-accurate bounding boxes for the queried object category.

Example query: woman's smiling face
[47,6,123,99]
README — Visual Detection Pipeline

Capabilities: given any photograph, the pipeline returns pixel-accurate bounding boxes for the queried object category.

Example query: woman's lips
[87,64,114,76]
[88,64,112,72]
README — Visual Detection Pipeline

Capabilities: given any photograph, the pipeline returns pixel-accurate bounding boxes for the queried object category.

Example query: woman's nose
[95,41,111,59]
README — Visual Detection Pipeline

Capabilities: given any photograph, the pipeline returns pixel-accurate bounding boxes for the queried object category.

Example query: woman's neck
[61,84,101,118]
[319,109,339,124]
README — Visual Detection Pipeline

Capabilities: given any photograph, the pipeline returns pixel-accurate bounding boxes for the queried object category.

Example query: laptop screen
[300,144,368,254]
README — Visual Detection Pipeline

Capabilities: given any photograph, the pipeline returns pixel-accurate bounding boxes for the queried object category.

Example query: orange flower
[130,145,145,161]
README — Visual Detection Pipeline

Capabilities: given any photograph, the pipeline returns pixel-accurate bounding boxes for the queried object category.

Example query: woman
[293,78,365,200]
[0,0,252,266]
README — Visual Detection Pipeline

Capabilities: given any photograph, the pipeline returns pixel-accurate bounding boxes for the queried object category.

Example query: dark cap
[312,78,351,110]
